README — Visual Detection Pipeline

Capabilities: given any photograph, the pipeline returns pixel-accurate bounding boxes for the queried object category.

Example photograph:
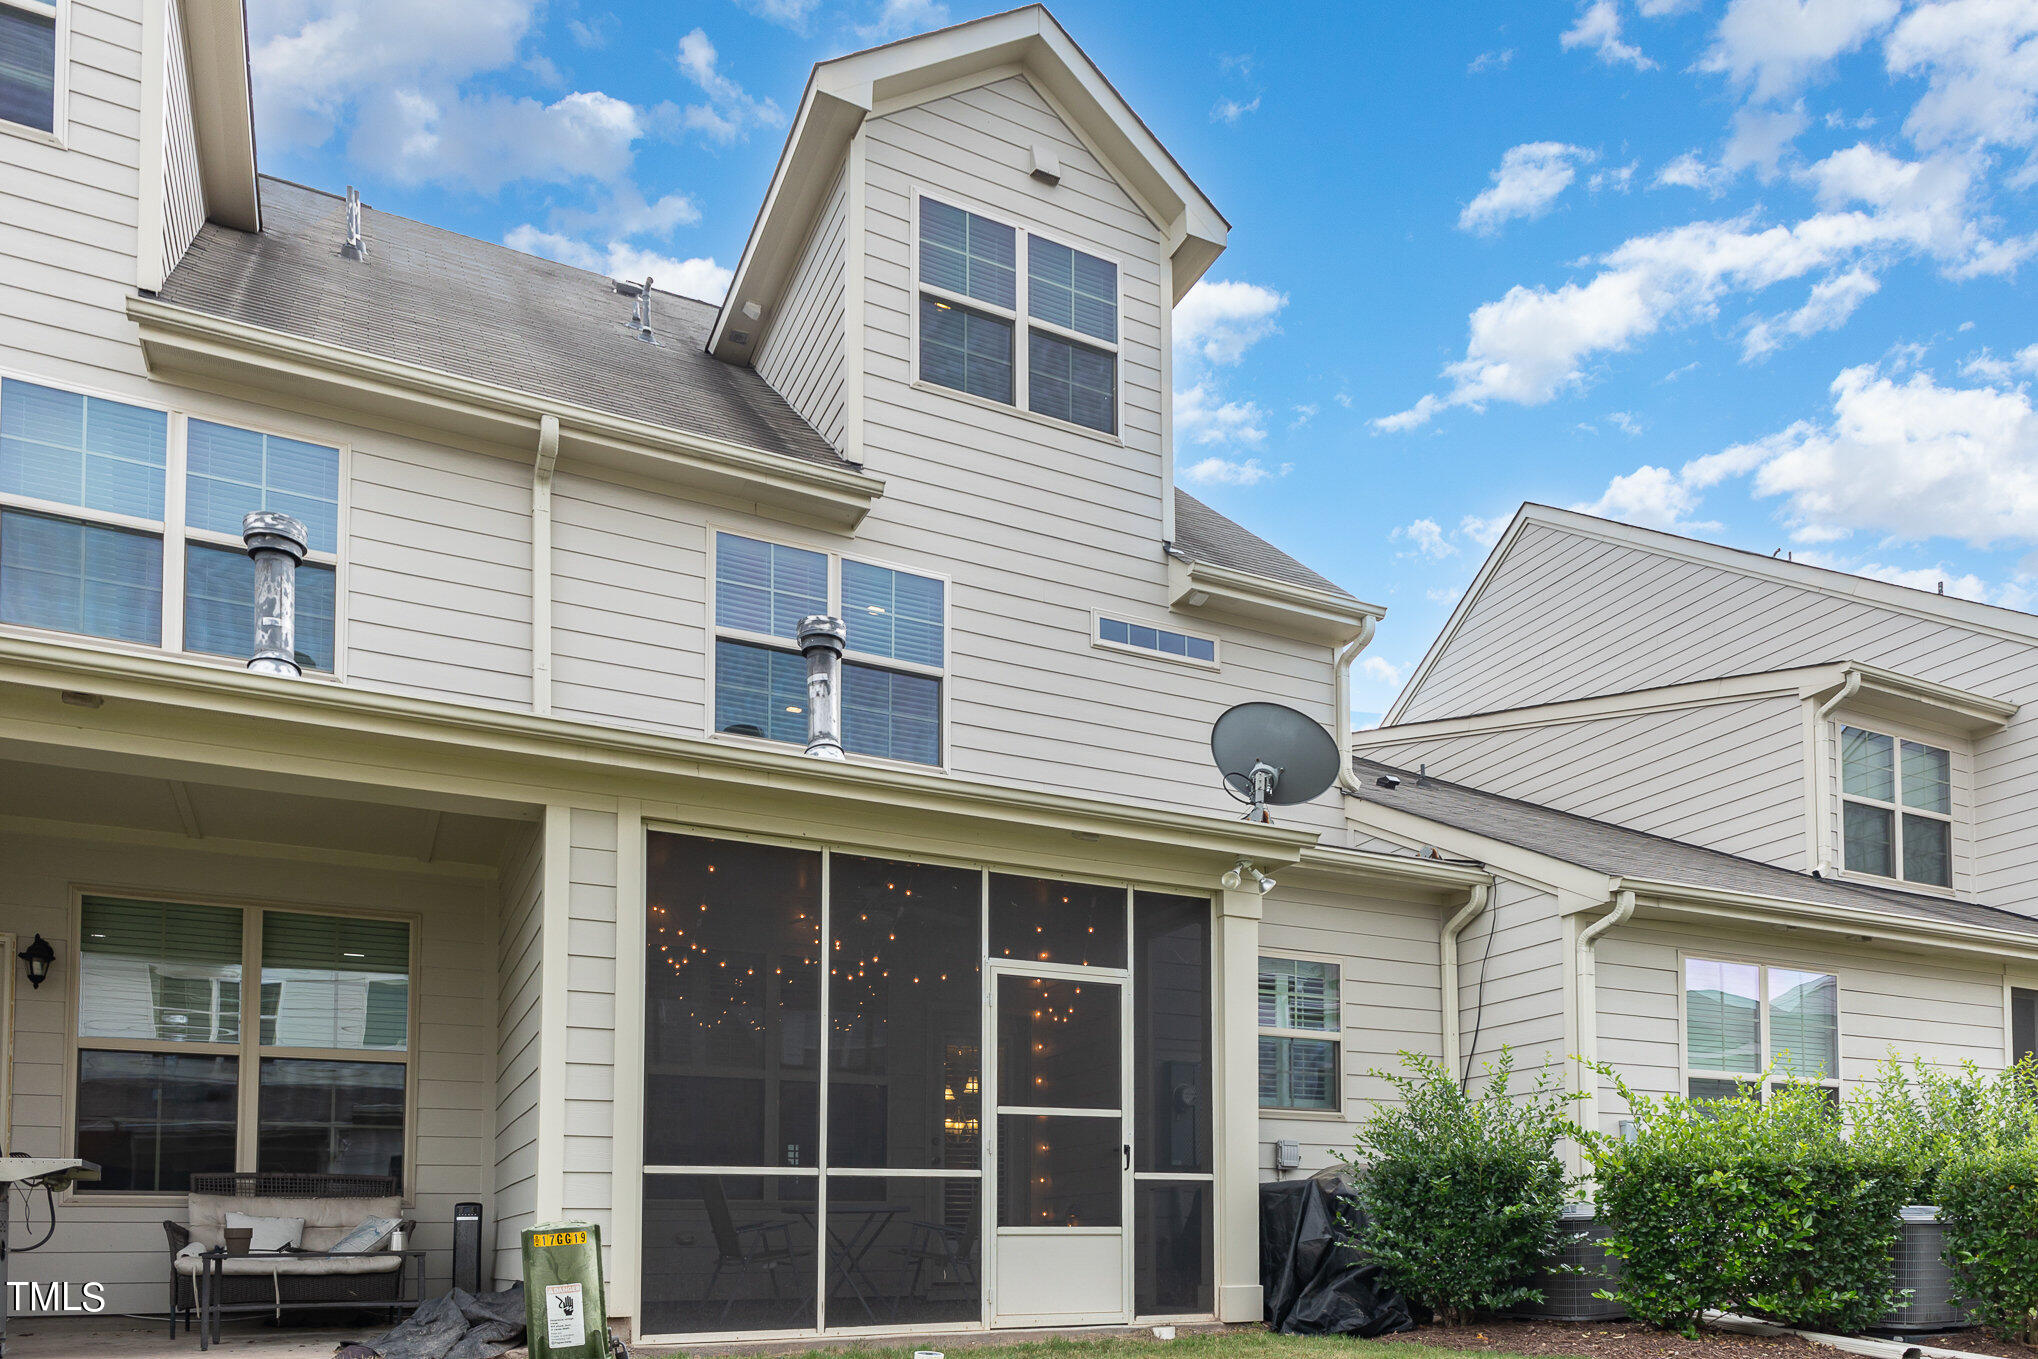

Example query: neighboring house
[0,1,1514,1342]
[1350,504,2038,1159]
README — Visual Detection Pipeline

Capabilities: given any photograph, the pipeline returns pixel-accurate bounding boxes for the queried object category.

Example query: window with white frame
[1841,725,1952,888]
[1097,615,1216,665]
[0,0,58,137]
[712,530,945,766]
[1258,956,1339,1111]
[1684,956,1839,1102]
[0,378,341,671]
[74,896,411,1193]
[917,196,1119,435]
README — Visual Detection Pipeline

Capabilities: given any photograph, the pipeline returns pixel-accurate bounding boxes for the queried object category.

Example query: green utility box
[521,1222,613,1359]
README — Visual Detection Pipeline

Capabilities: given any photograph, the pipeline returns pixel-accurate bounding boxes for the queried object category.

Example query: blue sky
[246,0,2038,722]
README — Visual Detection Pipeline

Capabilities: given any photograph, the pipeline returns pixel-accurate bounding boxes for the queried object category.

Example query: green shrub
[1938,1140,2038,1344]
[1849,1055,2038,1201]
[1339,1047,1581,1324]
[1586,1068,1912,1337]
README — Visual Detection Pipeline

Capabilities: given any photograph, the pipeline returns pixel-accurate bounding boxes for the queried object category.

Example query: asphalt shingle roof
[1351,756,2038,940]
[158,178,850,469]
[1173,489,1353,597]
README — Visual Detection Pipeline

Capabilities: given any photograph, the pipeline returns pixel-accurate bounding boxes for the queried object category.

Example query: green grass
[768,1330,1551,1359]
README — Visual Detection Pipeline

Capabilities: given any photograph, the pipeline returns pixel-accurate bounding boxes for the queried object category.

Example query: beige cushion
[172,1252,402,1277]
[185,1193,402,1252]
[227,1213,304,1251]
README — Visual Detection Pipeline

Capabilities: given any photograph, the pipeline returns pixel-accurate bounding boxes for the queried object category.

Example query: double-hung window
[1841,726,1952,888]
[916,196,1120,435]
[0,0,59,138]
[712,530,945,766]
[0,377,342,671]
[1258,957,1340,1111]
[1684,956,1839,1102]
[74,896,412,1193]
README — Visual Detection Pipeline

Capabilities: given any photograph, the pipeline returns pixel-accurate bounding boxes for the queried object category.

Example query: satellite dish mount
[1209,702,1341,826]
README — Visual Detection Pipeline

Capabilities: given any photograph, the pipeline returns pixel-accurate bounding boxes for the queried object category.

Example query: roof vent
[625,276,656,343]
[1029,144,1062,185]
[342,186,366,260]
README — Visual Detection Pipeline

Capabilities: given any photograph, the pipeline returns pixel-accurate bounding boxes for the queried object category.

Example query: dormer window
[915,195,1119,435]
[1841,725,1951,888]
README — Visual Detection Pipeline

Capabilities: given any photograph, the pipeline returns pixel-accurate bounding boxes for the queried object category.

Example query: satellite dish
[1210,701,1341,823]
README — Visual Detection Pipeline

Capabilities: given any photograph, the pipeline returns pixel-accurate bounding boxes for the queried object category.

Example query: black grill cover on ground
[340,1285,528,1359]
[1261,1170,1416,1337]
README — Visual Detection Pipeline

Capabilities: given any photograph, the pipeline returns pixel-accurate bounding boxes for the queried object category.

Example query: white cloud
[1794,552,1995,600]
[1290,403,1319,430]
[1174,383,1269,447]
[1563,0,1658,69]
[505,225,734,301]
[1722,100,1810,179]
[1885,0,2038,156]
[1459,142,1596,235]
[1459,512,1512,547]
[1391,518,1458,558]
[1962,343,2038,381]
[1376,142,2015,429]
[1469,49,1516,73]
[567,17,611,49]
[1211,96,1261,124]
[1609,409,1645,434]
[1182,457,1288,487]
[674,28,785,143]
[1174,281,1288,366]
[356,88,645,191]
[1654,151,1732,193]
[1590,160,1640,192]
[1740,266,1880,358]
[734,0,825,33]
[1427,585,1467,604]
[1360,655,1404,686]
[1638,0,1701,13]
[857,0,949,41]
[1701,0,1900,101]
[1575,463,1716,530]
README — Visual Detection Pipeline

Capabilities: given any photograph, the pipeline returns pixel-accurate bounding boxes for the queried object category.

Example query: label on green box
[522,1221,606,1359]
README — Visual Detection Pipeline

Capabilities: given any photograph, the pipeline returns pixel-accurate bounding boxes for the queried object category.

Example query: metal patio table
[792,1202,904,1325]
[195,1247,426,1349]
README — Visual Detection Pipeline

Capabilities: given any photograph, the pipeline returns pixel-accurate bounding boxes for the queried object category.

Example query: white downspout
[1576,887,1637,1144]
[1439,884,1491,1087]
[1810,670,1861,876]
[1334,616,1381,796]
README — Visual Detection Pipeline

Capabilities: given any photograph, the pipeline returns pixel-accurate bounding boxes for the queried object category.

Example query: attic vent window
[1095,615,1216,666]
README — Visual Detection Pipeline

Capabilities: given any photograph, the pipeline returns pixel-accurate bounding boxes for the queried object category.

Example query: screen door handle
[1123,1143,1130,1170]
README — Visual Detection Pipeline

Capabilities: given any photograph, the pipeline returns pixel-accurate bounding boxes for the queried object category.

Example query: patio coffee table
[195,1247,426,1350]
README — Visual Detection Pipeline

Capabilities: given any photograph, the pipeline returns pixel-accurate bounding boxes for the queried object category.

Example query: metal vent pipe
[243,510,309,678]
[798,614,848,760]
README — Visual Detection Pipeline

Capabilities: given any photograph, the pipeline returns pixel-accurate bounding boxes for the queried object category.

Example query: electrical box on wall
[1274,1139,1301,1172]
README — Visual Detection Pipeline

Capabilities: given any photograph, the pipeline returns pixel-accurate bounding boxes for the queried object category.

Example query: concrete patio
[4,1316,392,1359]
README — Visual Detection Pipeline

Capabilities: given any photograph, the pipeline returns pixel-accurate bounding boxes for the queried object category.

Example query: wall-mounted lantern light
[17,934,53,989]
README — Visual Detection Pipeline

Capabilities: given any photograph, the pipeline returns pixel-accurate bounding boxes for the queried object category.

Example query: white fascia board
[1804,660,2019,736]
[1609,878,2038,964]
[1344,795,1615,901]
[1359,666,1842,746]
[1288,842,1495,901]
[1167,555,1383,648]
[181,0,259,231]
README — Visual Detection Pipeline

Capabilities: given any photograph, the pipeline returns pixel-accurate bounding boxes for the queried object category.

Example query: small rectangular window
[1258,957,1340,1111]
[715,531,828,641]
[1028,237,1117,343]
[1097,616,1216,665]
[713,636,811,744]
[1027,330,1115,433]
[1840,725,1953,887]
[0,1,57,136]
[919,198,1016,309]
[0,508,163,644]
[843,558,944,667]
[1,379,169,521]
[79,897,244,1043]
[843,660,940,766]
[186,419,341,552]
[259,911,410,1051]
[1684,955,1839,1099]
[919,297,1014,404]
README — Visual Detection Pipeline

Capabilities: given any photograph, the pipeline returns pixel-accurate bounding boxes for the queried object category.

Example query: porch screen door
[989,968,1129,1325]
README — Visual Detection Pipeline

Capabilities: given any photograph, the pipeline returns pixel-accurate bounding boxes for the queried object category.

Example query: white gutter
[1575,888,1636,1139]
[1334,616,1380,795]
[1809,669,1861,875]
[1439,884,1491,1086]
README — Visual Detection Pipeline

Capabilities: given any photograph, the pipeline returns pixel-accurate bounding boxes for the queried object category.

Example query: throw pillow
[225,1213,304,1252]
[329,1215,403,1254]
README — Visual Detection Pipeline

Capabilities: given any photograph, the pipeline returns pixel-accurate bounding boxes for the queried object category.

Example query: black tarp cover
[1260,1170,1416,1337]
[338,1285,528,1359]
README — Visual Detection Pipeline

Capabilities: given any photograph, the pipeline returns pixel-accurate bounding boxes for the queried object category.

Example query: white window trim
[1836,720,1956,892]
[1677,949,1844,1100]
[1090,610,1219,670]
[1257,953,1343,1116]
[62,886,420,1206]
[705,525,952,773]
[0,0,67,148]
[0,369,351,679]
[907,186,1126,445]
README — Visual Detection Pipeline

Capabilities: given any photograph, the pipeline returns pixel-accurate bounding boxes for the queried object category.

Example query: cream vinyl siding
[156,0,201,276]
[494,822,543,1286]
[563,808,618,1271]
[0,827,493,1312]
[346,439,534,709]
[852,74,1342,836]
[753,166,848,450]
[1256,883,1444,1174]
[1363,696,1810,870]
[1,0,146,386]
[1454,878,1566,1080]
[1590,915,2011,1137]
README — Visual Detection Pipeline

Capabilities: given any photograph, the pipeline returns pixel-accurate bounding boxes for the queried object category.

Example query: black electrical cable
[13,1180,57,1252]
[1460,900,1500,1090]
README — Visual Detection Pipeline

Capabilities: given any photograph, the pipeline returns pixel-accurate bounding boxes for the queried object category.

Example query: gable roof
[1173,490,1353,598]
[1352,755,2038,939]
[1385,503,2038,726]
[157,177,850,471]
[710,4,1228,364]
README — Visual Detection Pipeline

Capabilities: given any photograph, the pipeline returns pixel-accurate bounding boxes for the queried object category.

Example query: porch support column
[1214,886,1264,1323]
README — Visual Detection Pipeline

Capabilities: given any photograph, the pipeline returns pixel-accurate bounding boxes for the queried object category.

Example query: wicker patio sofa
[163,1172,415,1336]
